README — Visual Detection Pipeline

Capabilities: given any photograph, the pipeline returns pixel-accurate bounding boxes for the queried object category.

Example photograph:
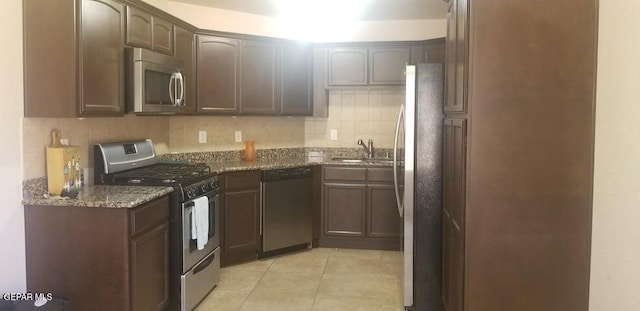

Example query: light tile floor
[196,248,404,311]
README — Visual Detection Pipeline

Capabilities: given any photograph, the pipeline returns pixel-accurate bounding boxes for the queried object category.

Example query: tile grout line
[309,248,334,310]
[234,259,274,311]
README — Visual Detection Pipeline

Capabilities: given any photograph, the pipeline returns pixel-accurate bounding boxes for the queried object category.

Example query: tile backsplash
[304,89,404,149]
[168,116,305,153]
[22,115,170,179]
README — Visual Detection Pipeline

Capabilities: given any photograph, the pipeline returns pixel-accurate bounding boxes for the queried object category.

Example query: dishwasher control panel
[261,167,312,181]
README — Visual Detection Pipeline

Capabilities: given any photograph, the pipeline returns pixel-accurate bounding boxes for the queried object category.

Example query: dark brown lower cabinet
[320,166,402,250]
[221,170,261,267]
[24,196,170,311]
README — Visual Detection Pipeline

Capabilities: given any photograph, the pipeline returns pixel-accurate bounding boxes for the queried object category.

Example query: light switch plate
[235,131,242,143]
[198,131,207,144]
[330,129,338,141]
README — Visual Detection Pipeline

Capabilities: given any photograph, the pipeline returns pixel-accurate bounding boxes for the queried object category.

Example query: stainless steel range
[94,139,219,311]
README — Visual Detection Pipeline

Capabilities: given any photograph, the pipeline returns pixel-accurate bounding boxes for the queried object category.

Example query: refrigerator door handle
[393,104,404,217]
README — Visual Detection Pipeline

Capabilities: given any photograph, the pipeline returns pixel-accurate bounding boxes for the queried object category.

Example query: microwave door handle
[177,72,185,106]
[168,74,176,106]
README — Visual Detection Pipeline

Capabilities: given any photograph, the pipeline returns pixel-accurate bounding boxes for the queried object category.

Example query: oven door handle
[192,251,216,275]
[185,205,194,243]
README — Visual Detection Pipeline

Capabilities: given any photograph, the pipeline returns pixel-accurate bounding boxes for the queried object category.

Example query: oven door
[181,193,219,272]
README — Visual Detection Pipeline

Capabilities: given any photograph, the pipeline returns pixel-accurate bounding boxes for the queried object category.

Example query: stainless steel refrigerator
[394,63,444,311]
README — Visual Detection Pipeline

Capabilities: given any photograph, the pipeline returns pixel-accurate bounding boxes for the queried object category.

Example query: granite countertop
[22,185,174,208]
[205,156,393,174]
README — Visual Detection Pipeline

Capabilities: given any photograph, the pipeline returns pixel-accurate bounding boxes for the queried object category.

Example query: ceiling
[169,0,450,20]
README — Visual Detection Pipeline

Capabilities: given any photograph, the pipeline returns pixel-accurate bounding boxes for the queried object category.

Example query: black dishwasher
[260,167,313,257]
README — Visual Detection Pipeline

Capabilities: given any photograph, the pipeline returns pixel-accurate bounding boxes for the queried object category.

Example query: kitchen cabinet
[444,0,468,113]
[321,166,402,250]
[24,196,170,311]
[280,43,313,116]
[174,26,196,114]
[327,47,368,86]
[442,118,466,311]
[239,40,280,115]
[368,47,411,85]
[220,170,261,267]
[24,0,125,117]
[125,5,173,55]
[197,35,240,114]
[441,0,597,310]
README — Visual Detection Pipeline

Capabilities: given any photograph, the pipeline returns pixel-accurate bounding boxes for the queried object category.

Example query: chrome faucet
[357,139,374,158]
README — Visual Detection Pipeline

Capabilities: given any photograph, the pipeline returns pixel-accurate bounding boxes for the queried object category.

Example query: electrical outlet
[60,138,69,146]
[198,131,207,144]
[330,129,338,141]
[235,131,242,143]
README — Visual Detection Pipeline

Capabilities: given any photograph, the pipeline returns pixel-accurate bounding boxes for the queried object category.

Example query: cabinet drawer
[225,170,261,191]
[324,167,366,181]
[130,196,169,236]
[367,168,394,182]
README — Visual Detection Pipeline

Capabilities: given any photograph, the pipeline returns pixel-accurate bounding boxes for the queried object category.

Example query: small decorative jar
[243,140,256,162]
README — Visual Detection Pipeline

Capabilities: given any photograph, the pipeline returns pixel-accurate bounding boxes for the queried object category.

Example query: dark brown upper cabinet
[197,35,240,115]
[280,43,312,116]
[327,47,368,86]
[239,40,280,115]
[24,0,126,118]
[368,47,411,85]
[125,6,173,55]
[173,26,196,114]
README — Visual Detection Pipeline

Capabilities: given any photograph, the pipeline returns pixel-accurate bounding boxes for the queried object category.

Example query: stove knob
[201,184,207,192]
[186,189,195,199]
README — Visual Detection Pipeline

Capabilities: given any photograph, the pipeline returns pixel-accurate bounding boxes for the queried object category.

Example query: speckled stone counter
[205,156,393,174]
[22,185,174,208]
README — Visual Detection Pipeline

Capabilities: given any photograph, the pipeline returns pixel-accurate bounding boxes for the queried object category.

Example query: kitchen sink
[331,157,394,165]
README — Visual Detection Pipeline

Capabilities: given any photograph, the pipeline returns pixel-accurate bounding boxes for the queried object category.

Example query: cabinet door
[442,118,466,311]
[131,222,170,311]
[223,189,260,265]
[323,183,366,237]
[197,36,239,114]
[174,26,196,114]
[369,47,411,85]
[444,1,457,113]
[79,0,125,116]
[366,184,402,238]
[327,47,368,86]
[453,0,468,113]
[152,17,173,55]
[280,43,312,116]
[125,6,152,49]
[240,40,279,115]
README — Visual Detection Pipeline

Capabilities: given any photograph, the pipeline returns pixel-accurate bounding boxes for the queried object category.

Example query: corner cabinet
[24,0,125,117]
[280,43,313,116]
[320,166,402,250]
[239,40,280,115]
[24,196,170,311]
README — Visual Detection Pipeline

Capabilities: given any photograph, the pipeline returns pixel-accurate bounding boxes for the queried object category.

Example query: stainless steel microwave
[125,47,185,114]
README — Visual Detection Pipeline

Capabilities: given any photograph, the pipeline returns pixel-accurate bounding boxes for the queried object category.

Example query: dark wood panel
[130,195,169,236]
[366,184,402,238]
[239,40,279,115]
[224,170,260,191]
[25,205,130,310]
[152,16,173,55]
[323,183,366,237]
[312,165,322,247]
[223,189,260,265]
[280,43,313,116]
[327,47,367,86]
[131,222,169,311]
[368,47,411,85]
[324,167,366,181]
[23,0,76,117]
[125,5,152,49]
[78,0,125,116]
[367,167,393,182]
[173,26,196,114]
[197,35,239,114]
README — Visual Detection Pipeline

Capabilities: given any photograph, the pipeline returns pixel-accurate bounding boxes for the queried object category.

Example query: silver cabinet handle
[393,104,404,217]
[176,72,185,106]
[169,74,176,106]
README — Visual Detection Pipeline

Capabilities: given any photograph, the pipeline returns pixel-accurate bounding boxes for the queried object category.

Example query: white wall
[167,1,446,41]
[141,0,168,11]
[0,0,26,293]
[590,1,640,310]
